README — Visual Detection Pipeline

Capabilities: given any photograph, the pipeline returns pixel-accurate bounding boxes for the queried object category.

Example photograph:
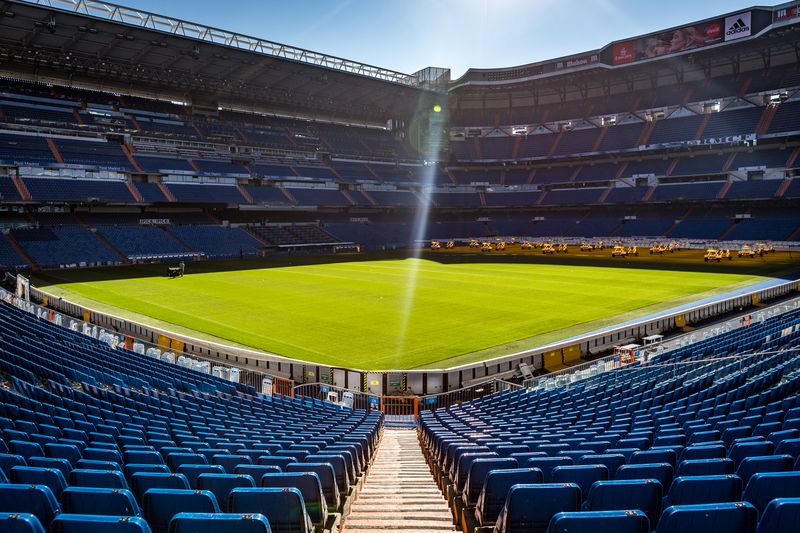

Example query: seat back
[286,462,339,510]
[175,465,225,490]
[585,479,662,524]
[630,449,676,467]
[742,471,800,516]
[676,458,734,477]
[0,512,45,533]
[550,465,609,501]
[0,484,61,528]
[10,466,68,500]
[664,474,743,507]
[680,445,726,462]
[526,457,573,483]
[260,472,327,528]
[736,455,793,487]
[616,463,673,489]
[168,512,272,533]
[464,458,518,505]
[578,454,626,478]
[495,483,580,533]
[142,488,220,533]
[757,497,800,533]
[195,474,255,512]
[50,515,152,533]
[547,510,650,533]
[130,473,190,503]
[476,468,543,527]
[256,456,296,471]
[62,487,140,517]
[69,469,128,489]
[230,487,313,533]
[655,502,757,533]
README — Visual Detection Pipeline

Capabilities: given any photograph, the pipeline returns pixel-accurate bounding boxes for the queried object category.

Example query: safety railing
[293,382,380,411]
[419,378,523,412]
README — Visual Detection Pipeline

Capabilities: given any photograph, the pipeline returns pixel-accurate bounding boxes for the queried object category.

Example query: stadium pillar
[382,373,388,396]
[422,373,427,395]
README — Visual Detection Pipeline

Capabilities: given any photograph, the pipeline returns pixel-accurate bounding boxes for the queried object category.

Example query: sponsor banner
[139,218,170,225]
[612,41,636,65]
[554,53,599,71]
[724,11,752,41]
[774,5,800,22]
[612,19,723,65]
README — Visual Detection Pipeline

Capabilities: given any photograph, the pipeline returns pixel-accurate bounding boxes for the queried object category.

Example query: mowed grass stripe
[40,258,765,369]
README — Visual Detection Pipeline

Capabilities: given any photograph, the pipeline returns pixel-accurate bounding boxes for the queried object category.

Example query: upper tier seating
[23,178,134,204]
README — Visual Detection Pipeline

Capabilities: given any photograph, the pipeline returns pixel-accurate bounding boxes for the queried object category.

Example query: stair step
[343,428,456,532]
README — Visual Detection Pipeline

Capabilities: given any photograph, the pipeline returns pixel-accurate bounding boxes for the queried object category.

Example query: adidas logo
[726,18,749,36]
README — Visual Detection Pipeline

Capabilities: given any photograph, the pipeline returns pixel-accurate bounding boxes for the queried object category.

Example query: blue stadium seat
[681,445,726,462]
[578,454,626,478]
[526,457,573,483]
[743,472,800,516]
[286,463,340,510]
[230,487,312,533]
[551,464,609,501]
[256,457,297,471]
[756,497,800,533]
[175,465,225,490]
[10,466,68,500]
[50,515,153,533]
[616,463,673,488]
[729,442,774,468]
[663,475,743,508]
[61,487,140,517]
[655,502,757,533]
[233,465,281,482]
[124,465,170,483]
[210,455,251,474]
[260,472,327,530]
[168,512,272,533]
[195,474,255,512]
[27,457,72,480]
[475,468,543,528]
[631,449,677,467]
[0,453,27,476]
[166,453,207,472]
[0,512,46,533]
[69,469,128,489]
[0,484,61,529]
[675,459,735,477]
[142,489,220,533]
[44,444,81,468]
[736,455,794,486]
[463,458,518,506]
[546,510,650,533]
[130,473,190,504]
[494,483,581,533]
[584,479,662,525]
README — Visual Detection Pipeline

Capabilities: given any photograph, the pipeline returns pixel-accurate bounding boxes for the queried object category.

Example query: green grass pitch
[32,252,794,370]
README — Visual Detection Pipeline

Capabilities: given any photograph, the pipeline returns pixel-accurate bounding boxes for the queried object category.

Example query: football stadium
[1,0,800,531]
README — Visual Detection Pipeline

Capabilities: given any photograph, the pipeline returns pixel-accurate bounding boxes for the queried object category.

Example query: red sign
[612,19,724,65]
[775,5,800,22]
[612,42,636,65]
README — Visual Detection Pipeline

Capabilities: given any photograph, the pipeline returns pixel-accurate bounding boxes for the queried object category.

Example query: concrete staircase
[344,429,455,533]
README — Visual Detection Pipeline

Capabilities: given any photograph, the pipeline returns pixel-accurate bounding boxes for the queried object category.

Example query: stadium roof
[0,0,446,122]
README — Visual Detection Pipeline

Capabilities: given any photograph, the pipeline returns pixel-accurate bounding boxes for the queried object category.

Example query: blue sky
[129,0,782,78]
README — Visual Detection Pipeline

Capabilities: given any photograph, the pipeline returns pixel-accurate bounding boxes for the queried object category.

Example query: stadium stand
[0,295,382,533]
[420,304,800,533]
